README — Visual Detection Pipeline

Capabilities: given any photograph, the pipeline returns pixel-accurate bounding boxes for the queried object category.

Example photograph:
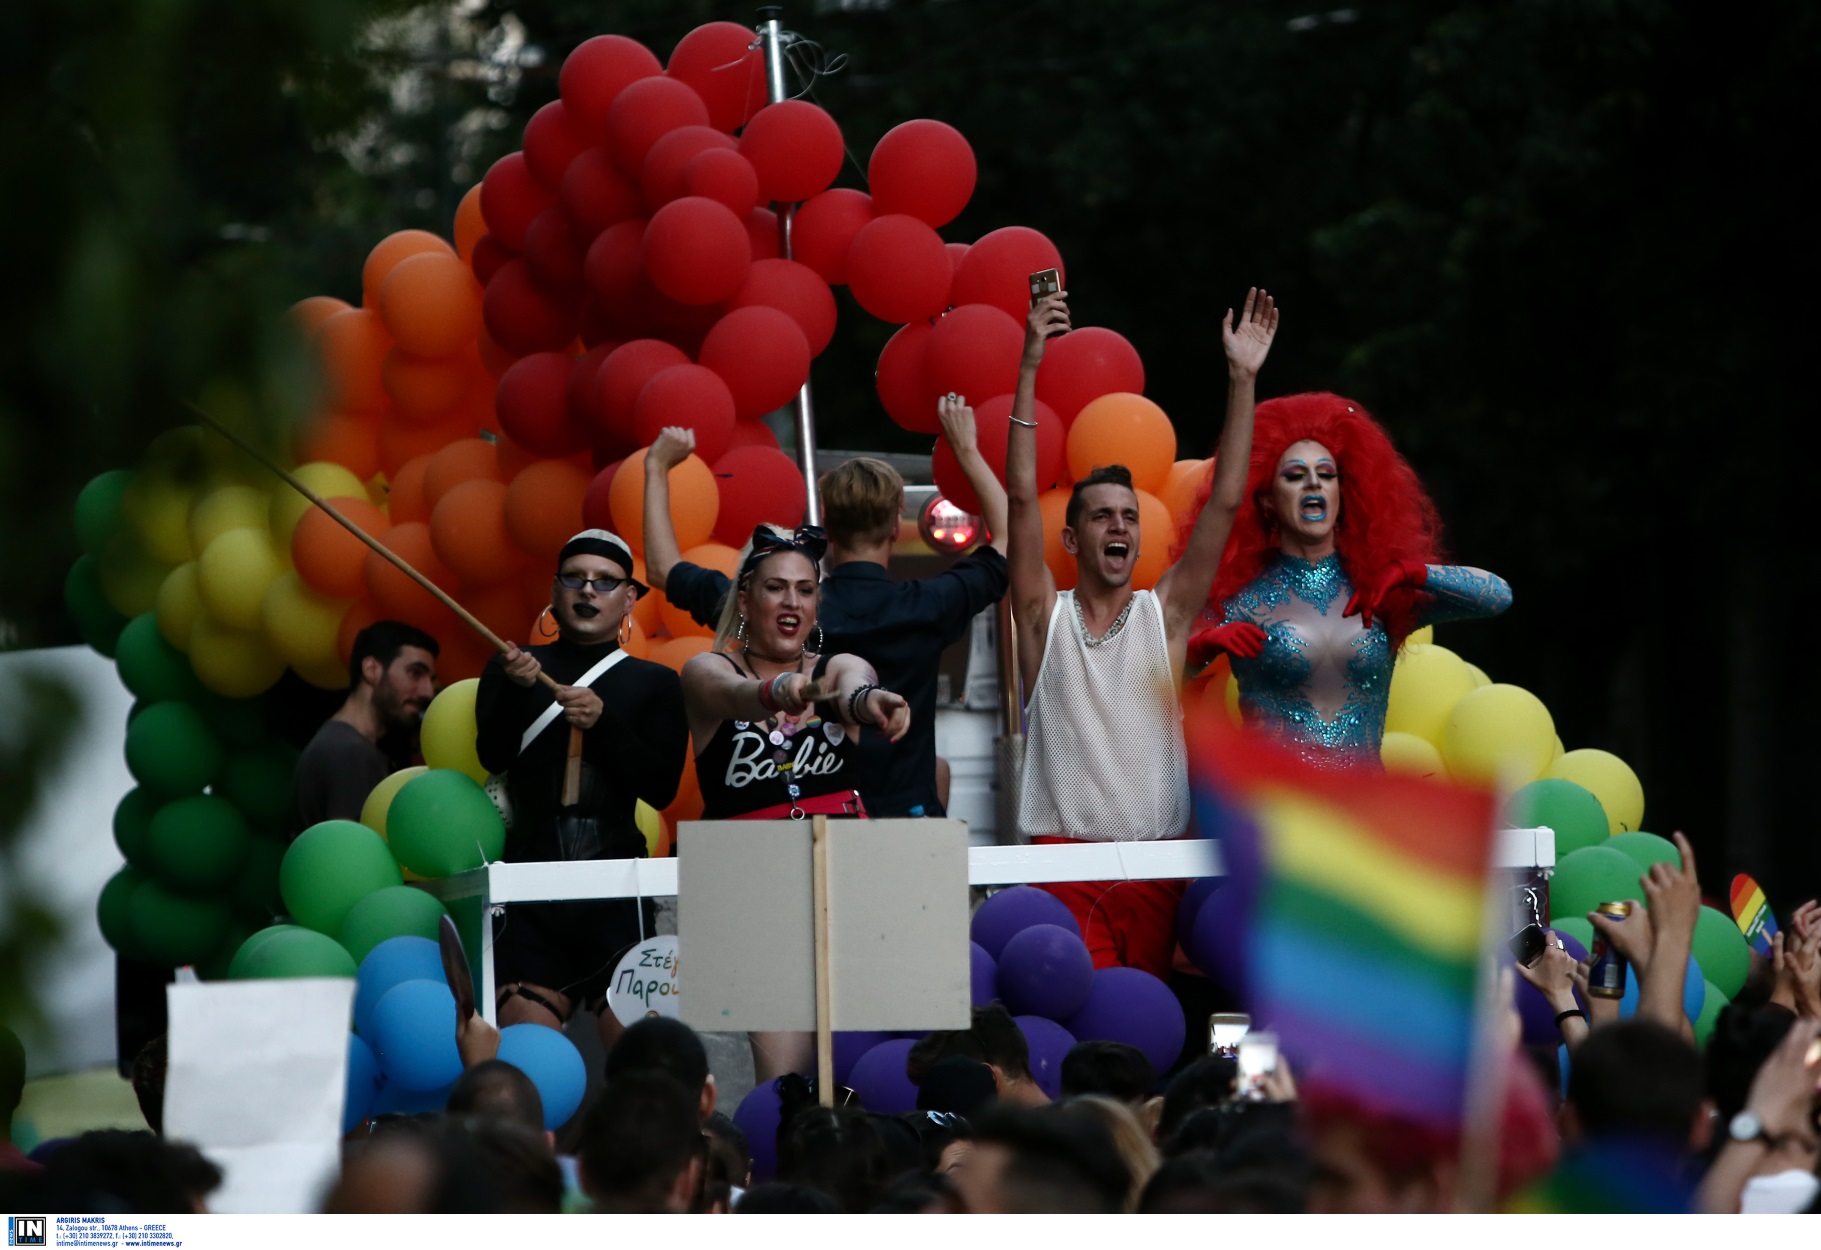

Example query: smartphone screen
[1209,1012,1250,1053]
[1236,1031,1278,1091]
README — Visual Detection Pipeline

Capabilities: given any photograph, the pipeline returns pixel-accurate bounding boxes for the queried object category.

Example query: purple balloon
[830,1030,894,1087]
[1514,932,1589,1048]
[1014,1016,1076,1100]
[1186,886,1244,989]
[971,886,1080,959]
[1175,877,1223,948]
[998,923,1095,1020]
[970,941,999,1007]
[849,1038,919,1114]
[733,1080,785,1183]
[1063,966,1187,1073]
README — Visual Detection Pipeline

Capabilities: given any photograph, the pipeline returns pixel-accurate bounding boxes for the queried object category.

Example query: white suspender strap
[518,649,631,755]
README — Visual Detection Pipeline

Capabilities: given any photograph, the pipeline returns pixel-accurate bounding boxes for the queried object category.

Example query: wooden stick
[812,814,835,1108]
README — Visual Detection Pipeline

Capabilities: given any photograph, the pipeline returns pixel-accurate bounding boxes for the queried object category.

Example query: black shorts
[492,897,657,1012]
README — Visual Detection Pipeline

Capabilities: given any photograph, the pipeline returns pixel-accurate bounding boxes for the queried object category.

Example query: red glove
[1188,621,1269,667]
[1343,559,1430,630]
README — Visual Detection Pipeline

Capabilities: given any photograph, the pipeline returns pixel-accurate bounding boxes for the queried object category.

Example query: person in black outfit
[475,529,688,1050]
[643,393,1008,819]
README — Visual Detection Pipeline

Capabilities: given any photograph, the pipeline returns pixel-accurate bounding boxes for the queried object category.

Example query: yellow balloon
[156,562,202,652]
[1441,683,1556,786]
[269,462,369,553]
[261,571,349,674]
[197,527,282,631]
[190,485,270,554]
[421,678,488,784]
[1464,662,1492,688]
[98,533,173,618]
[121,473,198,566]
[366,473,391,508]
[361,764,429,839]
[189,612,287,698]
[635,800,665,857]
[1545,748,1644,835]
[1407,625,1434,646]
[1384,643,1477,745]
[1381,731,1446,779]
[1551,734,1565,764]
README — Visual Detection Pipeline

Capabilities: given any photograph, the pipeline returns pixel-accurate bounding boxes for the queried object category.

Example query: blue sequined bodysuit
[1221,556,1511,770]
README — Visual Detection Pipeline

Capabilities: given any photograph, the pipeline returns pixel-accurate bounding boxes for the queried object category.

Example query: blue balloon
[343,1032,383,1133]
[998,924,1094,1020]
[355,936,442,1037]
[847,1039,918,1114]
[496,1023,587,1130]
[969,941,999,1007]
[1617,953,1705,1022]
[971,887,1079,959]
[370,979,463,1092]
[830,1031,893,1087]
[1013,1016,1075,1100]
[1062,967,1186,1074]
[371,1075,453,1116]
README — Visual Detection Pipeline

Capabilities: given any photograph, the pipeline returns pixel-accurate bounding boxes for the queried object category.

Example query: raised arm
[641,426,695,592]
[1156,289,1278,650]
[937,394,1008,554]
[1635,832,1701,1041]
[1006,294,1071,692]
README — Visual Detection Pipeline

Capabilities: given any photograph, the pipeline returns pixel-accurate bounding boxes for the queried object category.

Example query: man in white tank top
[1002,287,1280,977]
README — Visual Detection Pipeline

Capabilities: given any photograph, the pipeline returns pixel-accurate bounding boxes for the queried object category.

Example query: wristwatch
[1728,1109,1777,1146]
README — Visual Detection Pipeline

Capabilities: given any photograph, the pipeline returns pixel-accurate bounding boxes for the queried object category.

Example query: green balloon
[115,614,204,704]
[1605,832,1680,873]
[75,469,135,556]
[1693,979,1728,1047]
[129,880,231,967]
[147,793,250,892]
[113,788,160,870]
[239,926,358,980]
[97,866,148,956]
[281,820,403,935]
[1549,845,1646,923]
[1504,779,1610,857]
[233,835,285,925]
[215,746,297,832]
[196,921,256,981]
[338,886,450,964]
[124,701,224,797]
[387,770,506,878]
[1690,905,1751,1000]
[194,694,266,745]
[1549,916,1595,954]
[227,924,307,980]
[65,555,128,658]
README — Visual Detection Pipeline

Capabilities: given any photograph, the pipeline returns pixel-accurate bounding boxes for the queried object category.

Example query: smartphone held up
[1028,268,1067,336]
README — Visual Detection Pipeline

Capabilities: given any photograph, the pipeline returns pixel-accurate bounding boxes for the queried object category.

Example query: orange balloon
[424,437,507,511]
[1038,487,1077,591]
[1129,489,1172,591]
[316,309,394,415]
[663,752,705,826]
[436,628,497,684]
[289,296,352,337]
[364,521,459,627]
[382,349,470,423]
[649,634,712,672]
[1066,392,1176,495]
[630,557,661,635]
[362,229,455,309]
[621,614,649,659]
[293,411,381,481]
[293,496,392,599]
[377,412,470,478]
[457,579,530,644]
[494,433,545,480]
[1159,458,1212,527]
[379,252,483,358]
[454,184,488,263]
[337,598,382,667]
[608,447,718,551]
[661,542,738,638]
[431,479,520,587]
[505,459,591,560]
[386,454,435,525]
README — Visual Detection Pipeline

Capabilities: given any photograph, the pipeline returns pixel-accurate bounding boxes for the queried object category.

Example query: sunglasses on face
[556,573,630,593]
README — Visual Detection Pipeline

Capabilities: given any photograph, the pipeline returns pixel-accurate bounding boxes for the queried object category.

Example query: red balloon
[482,259,578,356]
[640,125,735,208]
[521,208,585,293]
[951,227,1065,323]
[582,218,649,312]
[868,120,976,228]
[581,460,622,531]
[933,393,1063,514]
[560,35,663,136]
[745,207,782,261]
[523,100,591,190]
[470,234,512,286]
[787,188,872,285]
[924,304,1024,406]
[728,259,836,356]
[599,339,691,437]
[684,148,761,216]
[847,214,952,324]
[561,149,644,239]
[945,242,970,273]
[643,196,751,305]
[712,446,806,546]
[699,307,811,422]
[1035,326,1146,427]
[739,101,844,204]
[875,322,941,434]
[481,152,556,252]
[633,364,735,461]
[565,342,619,434]
[609,77,711,176]
[496,351,591,457]
[726,419,782,452]
[667,22,768,132]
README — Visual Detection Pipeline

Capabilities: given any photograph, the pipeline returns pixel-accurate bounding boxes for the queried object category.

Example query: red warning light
[918,495,983,554]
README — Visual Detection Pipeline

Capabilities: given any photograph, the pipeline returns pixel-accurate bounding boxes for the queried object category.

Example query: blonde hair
[818,457,903,548]
[1062,1095,1160,1213]
[712,524,821,652]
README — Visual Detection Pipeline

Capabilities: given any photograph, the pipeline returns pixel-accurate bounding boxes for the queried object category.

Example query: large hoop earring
[618,616,632,647]
[535,605,554,638]
[811,623,825,654]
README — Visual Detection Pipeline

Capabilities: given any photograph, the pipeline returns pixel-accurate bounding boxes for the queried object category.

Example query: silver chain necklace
[1074,593,1135,648]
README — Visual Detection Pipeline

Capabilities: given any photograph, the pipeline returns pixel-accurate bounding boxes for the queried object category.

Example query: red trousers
[1032,836,1186,980]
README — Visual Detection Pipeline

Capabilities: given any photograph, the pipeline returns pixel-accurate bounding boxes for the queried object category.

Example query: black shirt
[474,638,688,862]
[696,654,859,818]
[666,546,1009,817]
[289,718,391,840]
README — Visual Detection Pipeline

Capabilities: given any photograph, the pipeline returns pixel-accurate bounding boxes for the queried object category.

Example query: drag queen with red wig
[1187,393,1510,770]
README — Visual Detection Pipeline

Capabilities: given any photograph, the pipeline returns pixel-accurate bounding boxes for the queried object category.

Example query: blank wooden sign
[678,818,971,1033]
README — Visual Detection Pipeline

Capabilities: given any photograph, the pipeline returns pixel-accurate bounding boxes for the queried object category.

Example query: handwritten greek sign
[608,934,680,1026]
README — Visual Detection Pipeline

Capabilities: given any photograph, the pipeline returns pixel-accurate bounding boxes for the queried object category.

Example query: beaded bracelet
[756,674,782,714]
[847,683,881,723]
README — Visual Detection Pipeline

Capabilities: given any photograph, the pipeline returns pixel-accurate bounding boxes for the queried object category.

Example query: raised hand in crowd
[1697,1017,1821,1214]
[1023,292,1071,370]
[1587,831,1701,1038]
[1517,931,1591,1050]
[640,426,698,592]
[1770,914,1821,1018]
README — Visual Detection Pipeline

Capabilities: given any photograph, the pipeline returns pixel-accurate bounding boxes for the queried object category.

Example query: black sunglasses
[556,573,630,593]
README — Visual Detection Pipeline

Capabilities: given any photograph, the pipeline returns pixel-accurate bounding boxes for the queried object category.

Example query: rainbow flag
[1189,712,1498,1127]
[1729,873,1778,957]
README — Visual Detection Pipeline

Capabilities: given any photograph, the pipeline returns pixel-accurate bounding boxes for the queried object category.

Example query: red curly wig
[1187,392,1446,646]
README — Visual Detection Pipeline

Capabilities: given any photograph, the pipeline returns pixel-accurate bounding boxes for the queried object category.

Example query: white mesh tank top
[1018,589,1189,842]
